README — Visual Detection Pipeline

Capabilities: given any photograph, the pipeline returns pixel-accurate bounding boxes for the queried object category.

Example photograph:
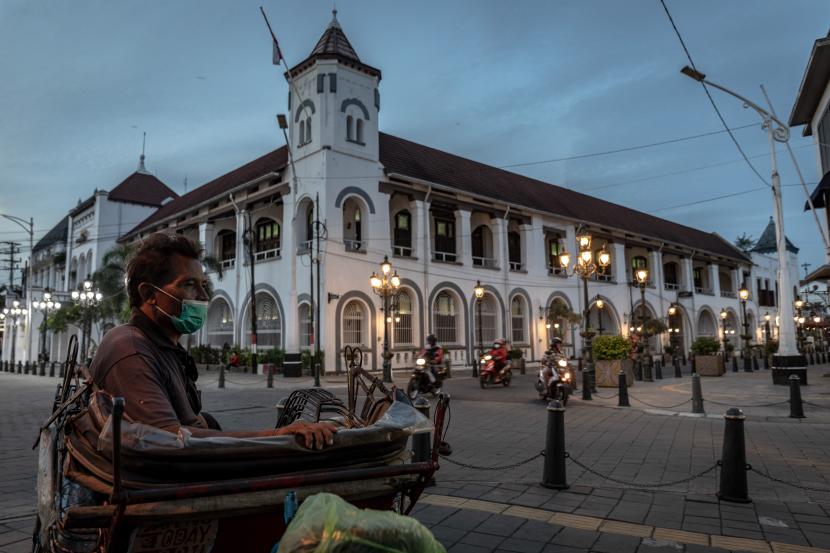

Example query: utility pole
[246,210,258,375]
[802,263,811,279]
[1,241,20,291]
[314,193,322,387]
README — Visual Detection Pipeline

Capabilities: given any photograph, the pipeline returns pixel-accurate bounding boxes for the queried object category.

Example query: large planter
[595,359,635,387]
[695,355,724,376]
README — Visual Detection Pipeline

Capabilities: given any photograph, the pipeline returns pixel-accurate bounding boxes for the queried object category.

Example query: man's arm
[185,421,337,449]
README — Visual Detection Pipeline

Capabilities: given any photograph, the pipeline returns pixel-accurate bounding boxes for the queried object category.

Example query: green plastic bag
[277,493,446,553]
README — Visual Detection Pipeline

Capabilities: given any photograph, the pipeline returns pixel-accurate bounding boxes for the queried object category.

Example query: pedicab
[33,339,448,552]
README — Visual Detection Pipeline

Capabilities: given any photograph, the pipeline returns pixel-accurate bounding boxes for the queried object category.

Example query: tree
[91,244,133,323]
[734,233,756,254]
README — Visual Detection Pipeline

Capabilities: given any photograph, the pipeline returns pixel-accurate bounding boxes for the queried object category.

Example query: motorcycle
[535,356,573,405]
[479,354,512,388]
[407,356,446,400]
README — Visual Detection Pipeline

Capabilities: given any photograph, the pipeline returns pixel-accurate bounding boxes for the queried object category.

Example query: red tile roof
[107,171,178,207]
[379,133,749,262]
[121,147,288,240]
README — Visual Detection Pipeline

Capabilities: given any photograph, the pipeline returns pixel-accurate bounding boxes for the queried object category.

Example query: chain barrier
[749,466,830,493]
[803,401,830,410]
[439,450,544,471]
[705,398,790,408]
[567,453,719,488]
[628,395,692,410]
[592,392,618,399]
[221,377,270,387]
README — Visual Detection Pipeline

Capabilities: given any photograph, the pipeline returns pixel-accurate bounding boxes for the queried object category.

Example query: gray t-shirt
[90,311,205,433]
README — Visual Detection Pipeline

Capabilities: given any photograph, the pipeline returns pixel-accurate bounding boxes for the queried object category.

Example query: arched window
[393,210,412,256]
[356,118,364,144]
[305,117,312,142]
[631,256,648,270]
[475,294,498,344]
[207,298,234,347]
[246,292,282,347]
[433,292,458,344]
[299,303,313,348]
[343,198,363,251]
[508,231,522,271]
[393,291,413,346]
[255,218,280,259]
[298,203,314,254]
[511,296,527,344]
[216,230,236,268]
[346,115,354,141]
[343,300,366,346]
[298,120,305,146]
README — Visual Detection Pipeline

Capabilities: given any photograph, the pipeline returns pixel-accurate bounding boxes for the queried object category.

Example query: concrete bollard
[752,356,759,371]
[691,373,704,414]
[24,361,31,375]
[58,363,65,378]
[49,362,56,378]
[732,355,739,372]
[267,363,274,389]
[763,354,770,370]
[789,375,805,419]
[218,363,226,389]
[634,359,643,381]
[691,354,697,375]
[618,371,630,407]
[743,353,753,372]
[17,361,23,374]
[717,408,751,503]
[654,359,663,380]
[2,360,7,372]
[39,362,46,377]
[413,397,431,464]
[581,370,592,401]
[541,400,568,490]
[275,397,288,425]
[674,358,682,378]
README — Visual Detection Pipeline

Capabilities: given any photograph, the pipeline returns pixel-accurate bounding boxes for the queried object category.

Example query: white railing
[433,250,457,263]
[254,248,281,262]
[509,261,523,271]
[590,273,614,282]
[721,290,735,298]
[548,265,567,278]
[664,283,680,291]
[393,244,413,257]
[695,286,714,295]
[472,256,497,268]
[344,239,363,251]
[220,258,235,269]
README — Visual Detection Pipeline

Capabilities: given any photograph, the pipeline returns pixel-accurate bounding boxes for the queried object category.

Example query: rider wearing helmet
[489,338,509,372]
[422,334,444,383]
[542,337,563,378]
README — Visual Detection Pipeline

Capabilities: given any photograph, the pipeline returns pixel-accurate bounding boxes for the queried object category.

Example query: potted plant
[509,348,525,374]
[592,335,634,387]
[258,348,285,376]
[691,337,724,376]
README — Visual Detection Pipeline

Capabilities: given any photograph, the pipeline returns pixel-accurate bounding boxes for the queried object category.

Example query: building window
[298,120,305,146]
[255,218,280,259]
[631,256,648,270]
[434,217,456,261]
[693,267,703,289]
[217,230,236,266]
[393,210,412,257]
[305,117,312,143]
[393,291,413,347]
[343,300,366,346]
[247,292,282,347]
[511,296,526,344]
[663,262,679,286]
[299,303,313,348]
[343,198,363,251]
[356,118,364,144]
[206,298,234,348]
[433,292,458,344]
[508,231,522,271]
[346,115,354,141]
[471,225,494,267]
[546,236,562,270]
[475,294,498,345]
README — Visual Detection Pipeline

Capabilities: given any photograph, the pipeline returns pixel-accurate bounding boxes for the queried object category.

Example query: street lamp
[1,300,27,366]
[71,280,103,364]
[595,298,605,335]
[558,226,611,391]
[34,291,62,364]
[681,66,801,371]
[369,256,401,383]
[634,267,653,381]
[738,285,752,372]
[667,303,680,367]
[720,308,729,358]
[473,280,485,377]
[763,312,772,369]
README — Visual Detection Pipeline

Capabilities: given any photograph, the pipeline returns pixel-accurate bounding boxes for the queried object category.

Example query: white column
[523,218,541,275]
[649,250,663,288]
[198,222,215,256]
[234,210,245,346]
[457,209,472,266]
[413,200,428,262]
[613,243,627,283]
[492,216,506,271]
[682,258,694,293]
[709,263,721,296]
[284,195,299,354]
[731,268,741,294]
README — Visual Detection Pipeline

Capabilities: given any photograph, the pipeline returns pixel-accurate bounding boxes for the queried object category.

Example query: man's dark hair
[126,233,202,308]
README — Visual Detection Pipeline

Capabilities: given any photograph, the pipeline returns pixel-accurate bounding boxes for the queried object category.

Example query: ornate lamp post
[34,291,61,363]
[473,280,485,378]
[634,268,653,381]
[595,298,605,336]
[667,303,679,366]
[720,308,729,358]
[370,256,401,383]
[558,226,611,391]
[71,279,103,364]
[794,298,805,352]
[764,312,772,369]
[1,300,27,366]
[738,285,752,372]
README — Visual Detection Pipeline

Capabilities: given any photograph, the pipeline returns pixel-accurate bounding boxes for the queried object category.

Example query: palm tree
[92,244,133,323]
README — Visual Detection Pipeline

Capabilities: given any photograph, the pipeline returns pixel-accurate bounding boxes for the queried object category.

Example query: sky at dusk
[1,0,829,276]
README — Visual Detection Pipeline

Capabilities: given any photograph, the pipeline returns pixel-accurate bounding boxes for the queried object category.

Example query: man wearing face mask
[89,233,336,449]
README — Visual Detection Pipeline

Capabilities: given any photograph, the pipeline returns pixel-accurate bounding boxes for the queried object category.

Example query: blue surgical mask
[152,285,208,334]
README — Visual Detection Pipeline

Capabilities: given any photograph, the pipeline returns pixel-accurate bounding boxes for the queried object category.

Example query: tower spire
[330,5,340,29]
[137,132,148,173]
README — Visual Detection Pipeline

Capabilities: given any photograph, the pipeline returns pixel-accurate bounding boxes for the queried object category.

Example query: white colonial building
[106,12,778,376]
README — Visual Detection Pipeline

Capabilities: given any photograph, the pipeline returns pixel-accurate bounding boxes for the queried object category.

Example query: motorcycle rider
[420,334,444,384]
[489,338,509,373]
[541,338,562,382]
